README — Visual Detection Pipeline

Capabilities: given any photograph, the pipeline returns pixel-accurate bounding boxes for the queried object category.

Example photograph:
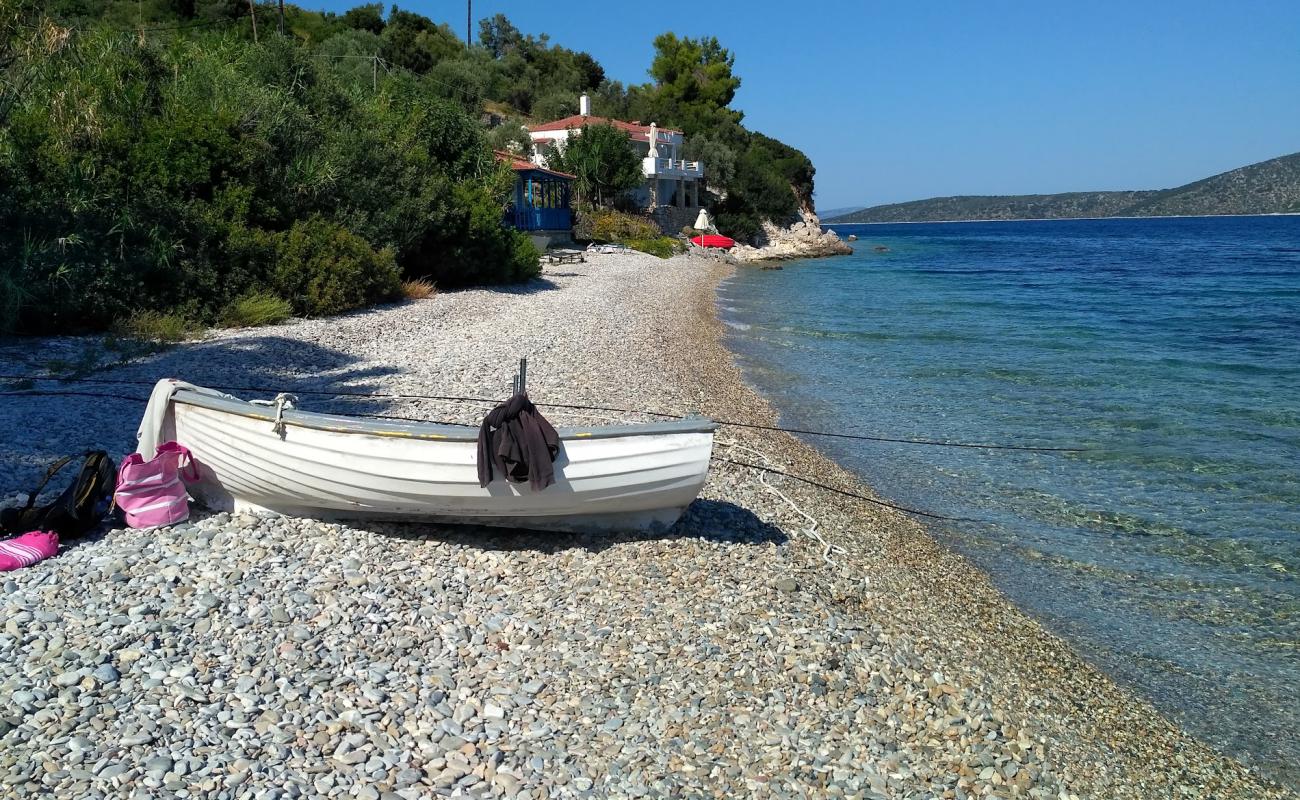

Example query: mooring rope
[710,454,978,522]
[716,437,849,565]
[0,387,982,522]
[0,374,1087,452]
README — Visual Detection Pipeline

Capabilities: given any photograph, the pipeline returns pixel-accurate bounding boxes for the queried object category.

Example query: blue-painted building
[497,150,573,233]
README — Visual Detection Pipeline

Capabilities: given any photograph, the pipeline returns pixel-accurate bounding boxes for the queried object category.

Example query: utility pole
[277,0,285,35]
[247,0,258,43]
[466,1,471,49]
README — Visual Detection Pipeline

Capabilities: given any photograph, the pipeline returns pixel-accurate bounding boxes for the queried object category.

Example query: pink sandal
[0,531,59,571]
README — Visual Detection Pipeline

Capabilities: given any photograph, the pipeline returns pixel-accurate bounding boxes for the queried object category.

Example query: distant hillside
[827,152,1300,223]
[817,205,867,220]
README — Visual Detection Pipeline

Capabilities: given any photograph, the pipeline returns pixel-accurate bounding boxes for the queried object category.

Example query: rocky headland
[730,211,854,263]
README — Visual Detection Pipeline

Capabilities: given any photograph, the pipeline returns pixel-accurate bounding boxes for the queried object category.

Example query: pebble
[0,252,1282,800]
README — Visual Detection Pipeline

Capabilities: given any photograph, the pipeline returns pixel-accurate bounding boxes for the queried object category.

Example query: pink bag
[114,442,199,529]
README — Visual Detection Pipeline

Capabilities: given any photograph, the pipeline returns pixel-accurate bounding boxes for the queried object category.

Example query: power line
[310,52,487,106]
[0,375,1087,452]
[133,16,244,33]
[0,388,976,522]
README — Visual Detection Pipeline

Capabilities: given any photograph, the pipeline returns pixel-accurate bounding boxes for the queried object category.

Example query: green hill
[1,2,813,332]
[827,152,1300,224]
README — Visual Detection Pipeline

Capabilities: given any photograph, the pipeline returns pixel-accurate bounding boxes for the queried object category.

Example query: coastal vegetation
[828,151,1300,223]
[0,2,818,334]
[219,293,294,329]
[543,124,644,209]
[399,278,438,301]
[572,210,683,259]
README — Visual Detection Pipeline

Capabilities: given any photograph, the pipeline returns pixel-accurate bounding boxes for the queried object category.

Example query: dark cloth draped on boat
[476,394,560,491]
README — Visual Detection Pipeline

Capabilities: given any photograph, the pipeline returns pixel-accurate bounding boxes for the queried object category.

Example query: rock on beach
[731,211,854,262]
[0,250,1290,799]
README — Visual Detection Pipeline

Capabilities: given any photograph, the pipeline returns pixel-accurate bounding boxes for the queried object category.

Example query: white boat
[138,381,717,533]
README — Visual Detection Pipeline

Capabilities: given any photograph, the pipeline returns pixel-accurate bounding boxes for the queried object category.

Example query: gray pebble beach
[0,251,1291,799]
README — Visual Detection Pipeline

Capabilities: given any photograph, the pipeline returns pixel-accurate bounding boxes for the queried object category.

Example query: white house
[527,94,705,215]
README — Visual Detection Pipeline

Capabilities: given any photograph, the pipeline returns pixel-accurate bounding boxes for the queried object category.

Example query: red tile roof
[493,150,574,179]
[527,115,682,138]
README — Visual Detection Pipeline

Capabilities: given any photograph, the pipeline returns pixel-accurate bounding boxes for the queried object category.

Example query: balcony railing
[642,156,704,178]
[505,206,572,232]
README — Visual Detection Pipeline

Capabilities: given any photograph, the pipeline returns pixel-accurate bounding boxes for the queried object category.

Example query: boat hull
[164,391,715,534]
[691,234,736,249]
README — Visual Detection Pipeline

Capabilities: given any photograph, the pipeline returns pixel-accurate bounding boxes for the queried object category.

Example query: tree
[485,117,532,155]
[318,29,382,89]
[478,13,520,58]
[1,1,70,127]
[643,33,743,135]
[546,124,642,208]
[381,7,461,74]
[682,131,736,195]
[589,79,632,119]
[530,91,576,122]
[572,51,603,90]
[341,3,384,34]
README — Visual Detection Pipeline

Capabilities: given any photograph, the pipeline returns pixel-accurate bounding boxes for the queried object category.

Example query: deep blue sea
[720,215,1299,783]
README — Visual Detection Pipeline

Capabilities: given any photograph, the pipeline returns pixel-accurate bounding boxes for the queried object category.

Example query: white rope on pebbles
[716,437,848,568]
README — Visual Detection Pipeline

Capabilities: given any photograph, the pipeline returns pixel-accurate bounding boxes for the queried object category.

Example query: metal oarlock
[513,357,528,396]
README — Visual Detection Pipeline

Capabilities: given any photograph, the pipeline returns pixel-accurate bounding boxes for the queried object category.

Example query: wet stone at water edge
[0,251,1287,799]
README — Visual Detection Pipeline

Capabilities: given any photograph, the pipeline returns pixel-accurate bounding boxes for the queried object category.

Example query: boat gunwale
[172,389,718,443]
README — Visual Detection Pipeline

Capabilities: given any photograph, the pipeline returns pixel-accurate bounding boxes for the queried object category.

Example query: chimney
[579,94,591,116]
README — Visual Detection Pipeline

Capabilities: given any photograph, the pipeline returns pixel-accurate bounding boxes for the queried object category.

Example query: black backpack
[0,450,117,539]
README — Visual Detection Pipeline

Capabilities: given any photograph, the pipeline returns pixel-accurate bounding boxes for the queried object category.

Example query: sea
[718,215,1300,785]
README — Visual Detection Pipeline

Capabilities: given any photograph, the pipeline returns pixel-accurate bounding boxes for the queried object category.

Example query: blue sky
[307,0,1300,209]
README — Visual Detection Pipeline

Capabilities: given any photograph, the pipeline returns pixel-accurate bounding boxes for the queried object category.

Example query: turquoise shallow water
[720,215,1300,783]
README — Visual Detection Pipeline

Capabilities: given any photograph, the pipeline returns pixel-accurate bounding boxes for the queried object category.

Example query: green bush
[0,8,818,332]
[113,311,196,343]
[219,292,293,328]
[403,180,541,286]
[0,22,542,332]
[270,218,401,317]
[0,267,25,334]
[573,210,680,258]
[544,123,644,208]
[574,209,661,243]
[624,237,683,259]
[510,234,544,281]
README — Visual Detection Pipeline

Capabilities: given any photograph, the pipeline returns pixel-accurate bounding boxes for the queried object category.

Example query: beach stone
[0,249,1280,800]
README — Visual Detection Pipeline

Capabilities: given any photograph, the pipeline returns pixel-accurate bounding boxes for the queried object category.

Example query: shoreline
[0,251,1291,798]
[667,257,1293,797]
[824,211,1300,226]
